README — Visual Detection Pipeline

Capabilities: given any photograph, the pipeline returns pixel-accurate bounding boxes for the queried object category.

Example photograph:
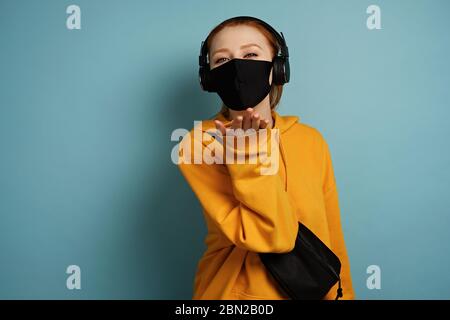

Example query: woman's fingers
[251,113,260,130]
[242,108,253,130]
[259,119,269,129]
[217,109,269,134]
[214,120,227,136]
[232,116,243,130]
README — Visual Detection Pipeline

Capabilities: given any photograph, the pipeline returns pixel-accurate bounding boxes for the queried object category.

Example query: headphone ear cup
[284,57,290,83]
[199,66,207,91]
[199,66,214,92]
[272,56,287,85]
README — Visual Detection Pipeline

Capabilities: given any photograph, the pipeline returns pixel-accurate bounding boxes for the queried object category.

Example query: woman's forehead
[209,25,271,53]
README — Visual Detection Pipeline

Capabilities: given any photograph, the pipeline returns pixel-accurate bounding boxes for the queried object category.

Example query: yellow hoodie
[176,109,355,300]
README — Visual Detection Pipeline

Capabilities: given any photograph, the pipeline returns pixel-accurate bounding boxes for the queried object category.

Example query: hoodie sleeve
[177,127,299,253]
[320,135,356,300]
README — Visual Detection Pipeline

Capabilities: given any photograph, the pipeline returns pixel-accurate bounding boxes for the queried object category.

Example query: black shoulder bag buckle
[259,222,343,300]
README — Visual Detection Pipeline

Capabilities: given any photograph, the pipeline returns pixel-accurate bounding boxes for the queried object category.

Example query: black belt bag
[259,222,343,300]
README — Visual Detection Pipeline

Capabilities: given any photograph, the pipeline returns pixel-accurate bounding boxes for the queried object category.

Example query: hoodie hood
[200,110,300,192]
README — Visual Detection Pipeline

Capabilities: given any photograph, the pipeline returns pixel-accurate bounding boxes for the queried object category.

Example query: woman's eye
[244,53,258,58]
[214,53,257,65]
[215,57,228,64]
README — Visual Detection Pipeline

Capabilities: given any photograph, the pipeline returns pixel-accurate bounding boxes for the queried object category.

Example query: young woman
[177,16,355,300]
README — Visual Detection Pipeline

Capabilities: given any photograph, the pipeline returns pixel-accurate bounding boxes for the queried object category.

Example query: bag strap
[335,279,343,300]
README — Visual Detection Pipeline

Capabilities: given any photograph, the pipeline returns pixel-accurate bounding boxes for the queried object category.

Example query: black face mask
[209,58,273,111]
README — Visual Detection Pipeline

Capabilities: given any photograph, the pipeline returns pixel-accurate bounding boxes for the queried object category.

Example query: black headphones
[198,16,290,92]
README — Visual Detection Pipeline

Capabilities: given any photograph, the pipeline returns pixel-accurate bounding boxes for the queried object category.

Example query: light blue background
[1,0,449,299]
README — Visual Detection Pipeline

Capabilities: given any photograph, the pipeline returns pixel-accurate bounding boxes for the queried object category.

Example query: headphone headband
[199,16,289,67]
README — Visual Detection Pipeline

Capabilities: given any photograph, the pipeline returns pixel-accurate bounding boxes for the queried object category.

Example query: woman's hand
[214,107,270,136]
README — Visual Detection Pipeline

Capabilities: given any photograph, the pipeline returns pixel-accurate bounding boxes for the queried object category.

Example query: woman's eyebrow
[211,43,262,57]
[240,43,262,50]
